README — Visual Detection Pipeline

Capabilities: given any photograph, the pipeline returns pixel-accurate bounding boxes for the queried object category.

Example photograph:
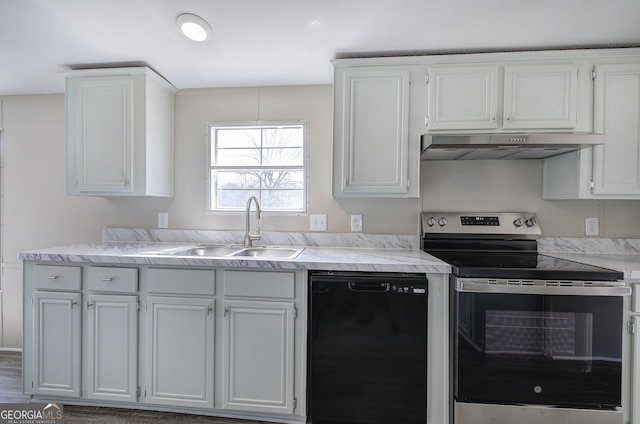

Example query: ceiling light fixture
[176,13,211,42]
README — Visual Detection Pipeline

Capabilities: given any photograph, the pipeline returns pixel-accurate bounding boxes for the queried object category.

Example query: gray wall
[1,86,639,348]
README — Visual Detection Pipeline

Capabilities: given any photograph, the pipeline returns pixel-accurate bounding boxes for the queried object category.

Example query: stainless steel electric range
[422,212,630,424]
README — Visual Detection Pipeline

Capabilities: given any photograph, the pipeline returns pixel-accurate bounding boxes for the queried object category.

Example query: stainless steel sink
[231,247,304,259]
[163,245,304,259]
[169,246,243,256]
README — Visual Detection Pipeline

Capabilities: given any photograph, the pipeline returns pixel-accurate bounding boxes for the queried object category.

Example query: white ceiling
[1,0,639,96]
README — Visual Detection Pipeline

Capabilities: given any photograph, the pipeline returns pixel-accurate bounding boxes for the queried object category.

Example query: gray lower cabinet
[145,296,215,408]
[86,294,138,402]
[222,299,295,414]
[33,290,82,397]
[85,266,139,402]
[23,262,304,422]
[221,269,298,415]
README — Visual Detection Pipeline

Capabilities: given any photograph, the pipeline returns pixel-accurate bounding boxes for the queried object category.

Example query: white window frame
[206,121,308,214]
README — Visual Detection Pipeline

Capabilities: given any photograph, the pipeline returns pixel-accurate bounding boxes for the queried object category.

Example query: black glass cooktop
[426,250,622,281]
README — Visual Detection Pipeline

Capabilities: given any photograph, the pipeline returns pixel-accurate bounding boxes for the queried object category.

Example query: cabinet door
[146,297,214,408]
[222,300,295,414]
[33,291,81,397]
[69,76,134,193]
[503,64,578,129]
[426,66,499,130]
[593,63,640,196]
[333,67,411,196]
[632,315,640,424]
[87,294,138,402]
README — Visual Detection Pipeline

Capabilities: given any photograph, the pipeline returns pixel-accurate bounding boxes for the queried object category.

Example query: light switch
[310,214,327,232]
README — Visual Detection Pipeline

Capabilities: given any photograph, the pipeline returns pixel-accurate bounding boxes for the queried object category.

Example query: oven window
[485,310,593,360]
[455,293,623,409]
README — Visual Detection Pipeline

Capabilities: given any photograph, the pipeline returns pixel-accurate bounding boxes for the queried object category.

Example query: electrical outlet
[351,214,363,232]
[585,217,599,236]
[310,214,327,232]
[158,212,169,229]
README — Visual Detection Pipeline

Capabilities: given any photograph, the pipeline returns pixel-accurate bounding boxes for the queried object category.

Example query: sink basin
[169,246,243,256]
[232,247,304,259]
[163,245,304,259]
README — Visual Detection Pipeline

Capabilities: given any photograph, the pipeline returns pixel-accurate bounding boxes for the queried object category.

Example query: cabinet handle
[86,302,94,311]
[101,278,114,282]
[491,113,498,122]
[71,301,78,308]
[46,276,59,280]
[507,113,512,123]
[224,307,229,317]
[207,306,212,316]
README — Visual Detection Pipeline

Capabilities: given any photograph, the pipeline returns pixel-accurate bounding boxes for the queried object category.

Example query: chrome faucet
[244,196,262,247]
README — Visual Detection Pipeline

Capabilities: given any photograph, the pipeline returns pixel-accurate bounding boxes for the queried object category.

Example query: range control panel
[422,212,542,237]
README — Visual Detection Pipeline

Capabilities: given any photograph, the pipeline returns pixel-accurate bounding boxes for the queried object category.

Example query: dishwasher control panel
[391,283,427,295]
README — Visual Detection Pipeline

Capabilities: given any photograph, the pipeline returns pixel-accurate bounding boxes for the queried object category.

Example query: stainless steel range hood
[421,133,606,160]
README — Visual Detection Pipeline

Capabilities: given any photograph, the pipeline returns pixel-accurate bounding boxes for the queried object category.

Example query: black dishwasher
[308,271,427,424]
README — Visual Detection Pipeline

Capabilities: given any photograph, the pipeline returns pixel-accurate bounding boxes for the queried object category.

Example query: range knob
[524,217,536,228]
[438,217,448,227]
[426,216,436,227]
[513,217,525,228]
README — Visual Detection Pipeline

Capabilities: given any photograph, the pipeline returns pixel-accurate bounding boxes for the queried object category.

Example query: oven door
[454,278,629,409]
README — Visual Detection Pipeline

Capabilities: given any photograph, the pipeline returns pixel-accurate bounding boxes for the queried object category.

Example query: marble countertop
[539,237,640,280]
[18,241,451,274]
[18,230,640,279]
[543,253,640,280]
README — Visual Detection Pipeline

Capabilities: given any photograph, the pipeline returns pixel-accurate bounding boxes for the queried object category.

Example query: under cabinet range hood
[421,133,606,160]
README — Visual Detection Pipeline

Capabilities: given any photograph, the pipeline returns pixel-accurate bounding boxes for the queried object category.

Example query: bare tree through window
[209,123,306,212]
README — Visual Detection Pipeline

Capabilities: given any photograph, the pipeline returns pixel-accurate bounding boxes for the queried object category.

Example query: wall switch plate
[310,214,327,232]
[350,214,363,232]
[585,217,599,236]
[158,213,169,229]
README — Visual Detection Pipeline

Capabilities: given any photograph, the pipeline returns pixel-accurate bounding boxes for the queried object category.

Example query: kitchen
[2,1,640,423]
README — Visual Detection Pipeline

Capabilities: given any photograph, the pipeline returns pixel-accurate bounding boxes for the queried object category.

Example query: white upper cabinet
[427,66,499,130]
[503,65,578,129]
[333,66,419,197]
[543,62,640,199]
[426,63,579,132]
[65,67,175,197]
[592,63,640,196]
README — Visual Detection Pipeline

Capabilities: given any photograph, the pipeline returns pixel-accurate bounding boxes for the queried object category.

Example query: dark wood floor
[0,351,269,424]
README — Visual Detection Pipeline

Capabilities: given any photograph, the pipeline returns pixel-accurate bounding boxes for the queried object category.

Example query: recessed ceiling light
[176,13,211,42]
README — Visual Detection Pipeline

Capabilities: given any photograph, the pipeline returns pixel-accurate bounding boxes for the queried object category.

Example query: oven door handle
[456,279,631,296]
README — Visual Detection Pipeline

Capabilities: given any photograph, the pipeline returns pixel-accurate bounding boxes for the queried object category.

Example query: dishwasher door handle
[348,282,390,292]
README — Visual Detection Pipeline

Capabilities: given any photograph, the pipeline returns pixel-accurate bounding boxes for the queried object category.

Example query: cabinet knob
[507,113,513,123]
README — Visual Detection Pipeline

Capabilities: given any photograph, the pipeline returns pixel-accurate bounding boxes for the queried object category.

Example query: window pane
[215,171,260,189]
[262,147,303,166]
[216,128,261,148]
[262,190,304,210]
[216,148,262,166]
[217,189,260,209]
[263,127,304,148]
[260,170,304,189]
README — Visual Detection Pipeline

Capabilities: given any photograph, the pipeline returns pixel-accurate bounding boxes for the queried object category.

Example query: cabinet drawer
[87,267,138,293]
[224,270,295,298]
[148,268,216,296]
[32,264,82,291]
